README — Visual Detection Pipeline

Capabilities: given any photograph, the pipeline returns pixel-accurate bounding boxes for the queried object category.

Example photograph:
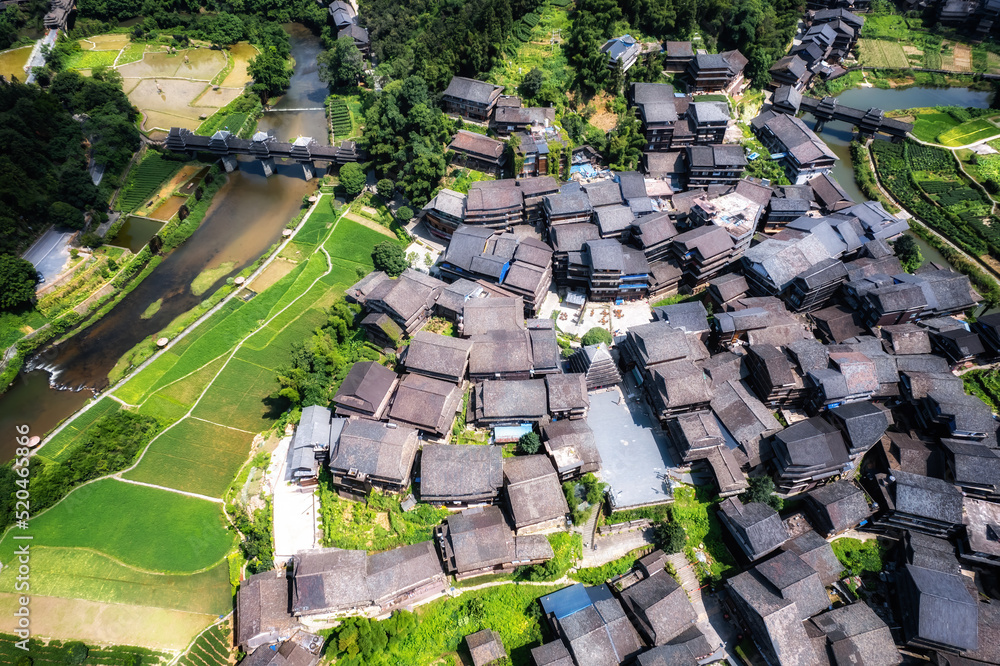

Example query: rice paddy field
[0,479,233,572]
[117,154,184,213]
[123,418,253,498]
[857,39,913,69]
[176,621,235,666]
[19,198,398,647]
[937,117,1000,147]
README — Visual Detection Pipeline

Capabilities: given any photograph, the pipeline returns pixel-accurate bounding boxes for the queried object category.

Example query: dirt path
[114,475,224,503]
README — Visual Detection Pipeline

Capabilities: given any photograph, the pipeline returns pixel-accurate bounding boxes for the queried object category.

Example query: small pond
[111,216,165,253]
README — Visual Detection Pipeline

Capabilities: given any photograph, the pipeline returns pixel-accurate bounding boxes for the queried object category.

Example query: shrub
[377,178,394,198]
[581,327,613,347]
[397,205,414,222]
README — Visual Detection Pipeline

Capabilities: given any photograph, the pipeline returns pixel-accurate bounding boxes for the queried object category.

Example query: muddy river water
[0,25,327,461]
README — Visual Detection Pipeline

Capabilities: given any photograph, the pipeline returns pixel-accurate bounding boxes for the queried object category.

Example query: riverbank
[4,194,396,648]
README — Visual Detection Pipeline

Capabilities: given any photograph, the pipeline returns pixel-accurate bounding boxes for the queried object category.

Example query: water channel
[0,24,328,462]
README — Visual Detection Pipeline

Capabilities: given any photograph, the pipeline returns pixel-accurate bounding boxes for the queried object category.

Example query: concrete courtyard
[587,386,683,509]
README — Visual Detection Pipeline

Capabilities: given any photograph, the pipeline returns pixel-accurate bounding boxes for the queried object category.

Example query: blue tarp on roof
[540,584,593,620]
[494,424,533,443]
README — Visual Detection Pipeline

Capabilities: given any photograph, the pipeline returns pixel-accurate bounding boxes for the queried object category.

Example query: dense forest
[0,74,139,310]
[357,0,546,91]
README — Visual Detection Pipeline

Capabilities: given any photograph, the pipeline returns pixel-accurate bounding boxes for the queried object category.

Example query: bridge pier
[299,161,316,180]
[260,157,276,177]
[814,119,826,133]
[221,154,239,173]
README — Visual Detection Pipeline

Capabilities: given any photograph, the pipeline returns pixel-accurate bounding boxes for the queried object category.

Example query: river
[0,25,328,462]
[814,85,994,268]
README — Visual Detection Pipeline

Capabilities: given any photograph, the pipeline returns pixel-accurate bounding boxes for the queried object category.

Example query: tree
[397,206,414,222]
[340,162,366,197]
[318,36,364,88]
[518,431,542,454]
[518,67,545,101]
[740,476,783,512]
[248,46,291,101]
[372,241,407,277]
[581,327,613,347]
[653,521,686,554]
[206,12,245,47]
[49,201,85,229]
[892,234,924,273]
[377,178,394,199]
[62,642,88,666]
[0,255,38,312]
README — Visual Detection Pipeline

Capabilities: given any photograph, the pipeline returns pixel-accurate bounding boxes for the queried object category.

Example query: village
[6,0,1000,662]
[229,2,1000,666]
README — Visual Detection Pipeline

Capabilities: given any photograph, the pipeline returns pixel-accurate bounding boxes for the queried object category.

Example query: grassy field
[911,110,963,144]
[0,479,232,572]
[0,632,171,665]
[672,484,736,581]
[937,117,1000,146]
[123,418,253,498]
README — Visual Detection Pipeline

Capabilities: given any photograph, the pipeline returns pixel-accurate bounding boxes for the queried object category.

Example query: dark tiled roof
[333,361,397,415]
[449,130,505,159]
[782,530,842,586]
[388,373,463,435]
[892,469,964,526]
[827,401,889,452]
[404,331,472,380]
[466,629,506,666]
[443,76,502,105]
[621,570,697,644]
[810,604,901,666]
[719,496,789,559]
[330,419,419,483]
[504,455,569,528]
[900,563,979,652]
[419,444,503,501]
[806,480,870,535]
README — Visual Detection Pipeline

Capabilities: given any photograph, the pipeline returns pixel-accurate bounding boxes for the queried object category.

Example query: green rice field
[117,154,183,212]
[123,418,253,498]
[0,479,232,573]
[0,548,231,614]
[937,117,1000,147]
[328,96,352,139]
[176,620,234,666]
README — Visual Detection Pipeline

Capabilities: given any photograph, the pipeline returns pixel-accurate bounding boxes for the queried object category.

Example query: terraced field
[17,197,400,647]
